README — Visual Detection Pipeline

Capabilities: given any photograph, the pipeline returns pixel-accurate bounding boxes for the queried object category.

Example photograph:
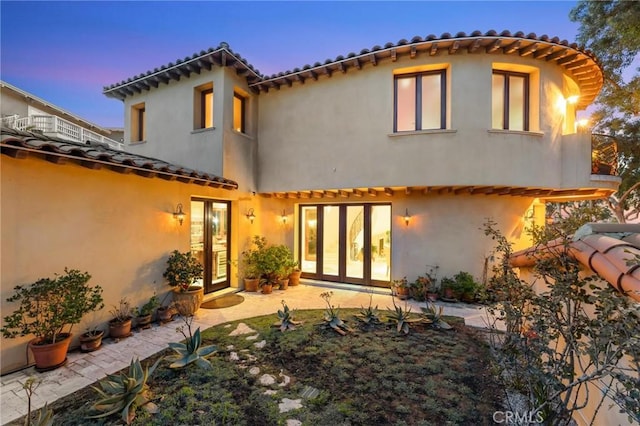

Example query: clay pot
[261,283,274,294]
[29,333,72,371]
[157,306,174,323]
[109,317,132,339]
[136,314,152,329]
[79,330,104,352]
[172,286,204,316]
[279,278,289,290]
[288,270,301,286]
[244,278,259,292]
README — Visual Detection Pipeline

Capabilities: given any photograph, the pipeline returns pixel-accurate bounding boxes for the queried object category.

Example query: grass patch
[13,309,502,425]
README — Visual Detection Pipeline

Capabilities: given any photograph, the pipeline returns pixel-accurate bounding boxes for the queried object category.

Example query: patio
[0,281,493,424]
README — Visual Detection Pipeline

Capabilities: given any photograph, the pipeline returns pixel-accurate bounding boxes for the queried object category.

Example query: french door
[299,204,391,287]
[190,199,230,294]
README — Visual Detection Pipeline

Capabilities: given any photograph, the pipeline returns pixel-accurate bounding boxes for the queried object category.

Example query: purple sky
[1,1,584,128]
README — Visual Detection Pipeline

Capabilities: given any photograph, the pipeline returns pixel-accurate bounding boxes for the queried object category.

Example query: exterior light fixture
[173,203,186,226]
[404,208,411,226]
[281,209,287,224]
[246,208,256,224]
[566,95,579,105]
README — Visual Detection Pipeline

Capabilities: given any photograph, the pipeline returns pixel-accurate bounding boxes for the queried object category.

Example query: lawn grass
[14,308,503,425]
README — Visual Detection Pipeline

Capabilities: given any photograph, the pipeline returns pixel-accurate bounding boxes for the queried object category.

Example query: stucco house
[1,30,622,374]
[102,30,619,292]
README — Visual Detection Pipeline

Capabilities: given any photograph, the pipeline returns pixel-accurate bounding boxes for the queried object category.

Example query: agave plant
[387,298,421,334]
[420,302,452,330]
[89,357,162,425]
[355,294,381,326]
[273,300,302,332]
[168,314,217,369]
[320,291,352,335]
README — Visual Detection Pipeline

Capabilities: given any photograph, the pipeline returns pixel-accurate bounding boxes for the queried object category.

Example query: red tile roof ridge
[510,223,640,302]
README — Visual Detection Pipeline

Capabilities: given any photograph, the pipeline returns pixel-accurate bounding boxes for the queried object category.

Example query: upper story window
[194,83,213,130]
[394,70,446,132]
[492,70,529,131]
[131,102,146,142]
[233,92,246,133]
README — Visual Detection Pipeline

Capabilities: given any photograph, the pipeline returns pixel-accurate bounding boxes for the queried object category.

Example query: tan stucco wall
[255,52,592,193]
[0,155,241,374]
[247,193,537,286]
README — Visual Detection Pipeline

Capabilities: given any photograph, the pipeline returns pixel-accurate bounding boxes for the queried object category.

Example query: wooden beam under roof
[369,53,378,66]
[454,186,473,194]
[410,45,417,59]
[429,42,439,56]
[368,188,378,197]
[353,189,364,197]
[353,57,362,69]
[503,40,522,54]
[467,39,482,53]
[325,190,337,198]
[565,58,588,70]
[383,188,394,196]
[533,46,555,59]
[312,191,324,198]
[309,70,318,81]
[197,59,212,71]
[546,49,569,61]
[185,63,200,75]
[518,42,538,56]
[337,62,346,73]
[448,41,460,54]
[295,74,305,84]
[556,53,580,65]
[390,48,397,62]
[339,190,350,198]
[405,187,412,195]
[486,39,502,53]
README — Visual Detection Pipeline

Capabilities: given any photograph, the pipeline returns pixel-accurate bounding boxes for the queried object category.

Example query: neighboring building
[102,30,619,292]
[0,80,123,150]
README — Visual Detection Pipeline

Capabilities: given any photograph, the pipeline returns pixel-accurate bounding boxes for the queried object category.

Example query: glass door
[190,199,230,294]
[299,204,390,286]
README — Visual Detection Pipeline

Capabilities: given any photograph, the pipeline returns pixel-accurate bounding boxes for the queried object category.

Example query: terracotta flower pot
[109,317,132,339]
[157,306,175,323]
[244,278,259,292]
[29,333,72,371]
[279,278,289,290]
[136,314,152,329]
[261,283,274,294]
[79,330,104,352]
[288,270,301,286]
[172,286,204,316]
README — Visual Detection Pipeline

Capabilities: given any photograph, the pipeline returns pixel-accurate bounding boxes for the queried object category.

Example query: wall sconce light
[281,209,287,224]
[566,95,579,105]
[173,203,186,226]
[404,208,411,226]
[246,208,256,224]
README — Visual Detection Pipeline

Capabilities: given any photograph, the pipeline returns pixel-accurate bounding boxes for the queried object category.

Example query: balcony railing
[591,133,618,176]
[1,114,123,150]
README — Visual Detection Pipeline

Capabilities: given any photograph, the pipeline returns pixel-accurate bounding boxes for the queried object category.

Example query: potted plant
[249,236,295,294]
[0,268,104,371]
[157,303,175,324]
[233,239,262,292]
[79,325,105,352]
[452,271,479,303]
[134,294,160,329]
[288,262,302,286]
[109,298,134,339]
[163,250,204,315]
[440,276,457,301]
[391,277,410,300]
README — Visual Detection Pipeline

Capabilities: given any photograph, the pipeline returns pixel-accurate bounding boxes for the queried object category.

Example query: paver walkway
[0,282,496,424]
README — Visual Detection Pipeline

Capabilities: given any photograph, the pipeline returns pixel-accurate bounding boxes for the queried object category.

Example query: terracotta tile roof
[511,223,640,302]
[103,30,602,110]
[0,127,238,189]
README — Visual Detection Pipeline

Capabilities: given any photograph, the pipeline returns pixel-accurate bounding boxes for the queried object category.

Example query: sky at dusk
[1,1,586,128]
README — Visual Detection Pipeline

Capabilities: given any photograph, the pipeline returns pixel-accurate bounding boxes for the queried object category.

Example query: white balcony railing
[1,114,123,150]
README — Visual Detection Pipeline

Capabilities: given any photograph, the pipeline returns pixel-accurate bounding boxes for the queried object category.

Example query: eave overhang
[251,30,602,110]
[260,185,615,200]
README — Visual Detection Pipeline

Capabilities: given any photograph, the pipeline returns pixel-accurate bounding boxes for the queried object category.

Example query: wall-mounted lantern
[404,208,411,226]
[173,203,186,226]
[246,208,256,224]
[281,209,287,224]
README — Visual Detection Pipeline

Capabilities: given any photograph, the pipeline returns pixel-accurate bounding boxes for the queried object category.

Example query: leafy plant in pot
[109,298,134,339]
[134,294,160,329]
[163,250,204,315]
[231,239,262,292]
[0,268,104,371]
[79,324,105,352]
[251,237,295,294]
